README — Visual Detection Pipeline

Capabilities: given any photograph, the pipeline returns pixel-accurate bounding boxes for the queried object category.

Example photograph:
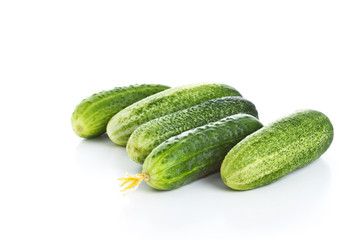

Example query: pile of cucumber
[71,83,334,191]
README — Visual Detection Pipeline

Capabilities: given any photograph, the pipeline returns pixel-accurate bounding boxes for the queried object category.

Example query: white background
[1,1,359,239]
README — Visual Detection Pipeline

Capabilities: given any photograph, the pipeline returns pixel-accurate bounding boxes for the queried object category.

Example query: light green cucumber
[127,96,258,164]
[221,109,334,190]
[107,83,242,146]
[140,114,263,190]
[71,84,170,138]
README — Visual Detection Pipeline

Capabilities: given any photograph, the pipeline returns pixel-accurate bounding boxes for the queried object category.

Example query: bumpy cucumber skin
[127,96,258,164]
[142,114,263,190]
[71,84,170,138]
[107,83,242,146]
[220,109,334,191]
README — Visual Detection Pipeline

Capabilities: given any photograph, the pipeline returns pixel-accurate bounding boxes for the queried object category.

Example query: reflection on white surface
[74,136,331,238]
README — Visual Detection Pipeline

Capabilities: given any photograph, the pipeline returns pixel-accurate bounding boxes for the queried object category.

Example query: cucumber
[107,83,242,146]
[140,114,263,190]
[71,84,170,138]
[127,96,258,164]
[220,109,334,190]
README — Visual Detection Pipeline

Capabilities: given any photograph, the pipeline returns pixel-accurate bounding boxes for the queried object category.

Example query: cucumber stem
[118,173,149,193]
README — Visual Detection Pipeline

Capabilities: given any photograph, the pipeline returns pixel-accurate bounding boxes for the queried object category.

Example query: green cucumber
[107,83,242,146]
[71,84,170,138]
[141,114,263,190]
[127,96,258,164]
[220,109,334,190]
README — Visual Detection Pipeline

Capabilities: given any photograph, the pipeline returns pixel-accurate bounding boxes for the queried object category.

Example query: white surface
[1,1,359,239]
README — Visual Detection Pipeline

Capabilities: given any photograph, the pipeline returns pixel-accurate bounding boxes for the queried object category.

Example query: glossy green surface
[71,84,170,138]
[142,114,263,190]
[221,109,334,190]
[107,83,242,146]
[127,96,258,164]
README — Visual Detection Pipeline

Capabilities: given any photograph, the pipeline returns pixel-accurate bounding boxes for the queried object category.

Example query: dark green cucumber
[127,96,258,164]
[107,83,242,146]
[221,109,334,190]
[142,114,263,190]
[71,84,170,138]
